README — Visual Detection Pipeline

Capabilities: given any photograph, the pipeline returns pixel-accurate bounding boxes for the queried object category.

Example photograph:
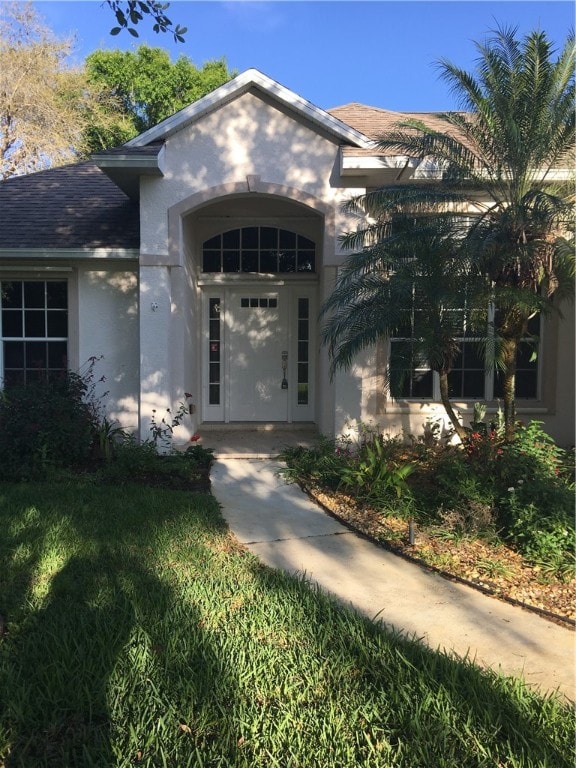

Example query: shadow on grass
[0,481,572,767]
[0,482,232,767]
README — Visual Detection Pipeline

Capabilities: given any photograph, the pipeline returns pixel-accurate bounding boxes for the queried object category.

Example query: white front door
[201,285,315,423]
[228,289,288,421]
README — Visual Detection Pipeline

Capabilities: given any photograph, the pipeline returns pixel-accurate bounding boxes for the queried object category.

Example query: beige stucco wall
[139,91,359,263]
[77,264,139,430]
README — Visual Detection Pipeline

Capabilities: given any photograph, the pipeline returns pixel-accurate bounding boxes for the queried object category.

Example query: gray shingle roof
[0,162,139,250]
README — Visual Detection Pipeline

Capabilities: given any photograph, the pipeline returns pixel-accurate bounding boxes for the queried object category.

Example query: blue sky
[34,1,574,112]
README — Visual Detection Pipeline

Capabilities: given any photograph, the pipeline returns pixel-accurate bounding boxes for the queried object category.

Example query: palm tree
[322,209,484,442]
[332,26,575,442]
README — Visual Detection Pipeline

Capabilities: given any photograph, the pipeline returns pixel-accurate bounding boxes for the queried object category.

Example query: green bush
[281,422,575,578]
[0,372,98,479]
[100,437,214,490]
[339,434,415,507]
[280,437,351,489]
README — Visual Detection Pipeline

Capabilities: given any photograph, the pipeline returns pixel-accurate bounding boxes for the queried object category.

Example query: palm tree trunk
[438,370,468,443]
[501,337,518,442]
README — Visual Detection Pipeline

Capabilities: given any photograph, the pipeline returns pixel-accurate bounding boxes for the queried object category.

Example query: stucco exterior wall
[139,91,359,262]
[77,265,139,430]
[537,304,575,447]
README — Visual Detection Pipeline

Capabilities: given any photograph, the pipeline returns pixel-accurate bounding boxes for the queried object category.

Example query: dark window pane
[260,250,277,272]
[250,298,258,308]
[298,298,309,319]
[240,298,249,308]
[209,384,220,405]
[269,298,277,308]
[223,229,240,248]
[223,251,240,272]
[26,342,47,369]
[242,251,258,272]
[2,311,22,337]
[463,342,483,369]
[527,314,541,335]
[242,227,259,249]
[279,251,296,272]
[47,341,67,369]
[4,341,24,368]
[3,369,24,386]
[279,230,296,249]
[298,341,309,360]
[260,227,277,249]
[297,235,315,249]
[204,235,221,249]
[298,383,309,405]
[25,311,45,337]
[46,282,67,309]
[298,363,308,384]
[515,371,538,398]
[2,282,22,309]
[298,319,309,341]
[297,252,315,272]
[390,341,410,367]
[516,342,538,367]
[209,342,220,362]
[203,251,221,272]
[27,369,47,383]
[411,370,433,398]
[462,371,485,398]
[448,371,463,398]
[24,282,45,308]
[209,362,220,383]
[209,320,220,340]
[47,311,67,337]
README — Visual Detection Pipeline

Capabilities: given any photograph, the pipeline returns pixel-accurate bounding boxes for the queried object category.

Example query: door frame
[200,280,317,423]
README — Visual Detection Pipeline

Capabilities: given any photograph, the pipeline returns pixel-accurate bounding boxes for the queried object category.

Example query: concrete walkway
[211,457,575,703]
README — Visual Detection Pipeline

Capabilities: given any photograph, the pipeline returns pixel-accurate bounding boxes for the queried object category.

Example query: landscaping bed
[279,423,575,628]
[305,485,575,626]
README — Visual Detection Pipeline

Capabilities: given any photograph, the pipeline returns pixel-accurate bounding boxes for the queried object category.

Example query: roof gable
[126,69,373,149]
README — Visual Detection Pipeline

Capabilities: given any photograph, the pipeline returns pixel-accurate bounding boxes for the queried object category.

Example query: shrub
[280,437,351,490]
[0,372,98,479]
[99,436,214,491]
[339,433,415,507]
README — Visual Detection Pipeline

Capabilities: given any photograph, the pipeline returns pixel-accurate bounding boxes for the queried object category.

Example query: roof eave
[340,151,421,179]
[126,68,373,149]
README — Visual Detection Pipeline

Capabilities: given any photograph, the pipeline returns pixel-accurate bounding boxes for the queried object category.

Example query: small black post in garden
[408,518,416,546]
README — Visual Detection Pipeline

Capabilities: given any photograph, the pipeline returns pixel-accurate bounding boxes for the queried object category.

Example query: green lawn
[0,481,572,767]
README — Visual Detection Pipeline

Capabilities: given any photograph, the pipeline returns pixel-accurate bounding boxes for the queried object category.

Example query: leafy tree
[322,207,483,442]
[105,1,187,42]
[0,2,128,177]
[84,46,235,149]
[328,26,575,442]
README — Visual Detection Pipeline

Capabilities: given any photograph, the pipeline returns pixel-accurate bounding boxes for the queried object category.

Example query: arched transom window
[202,227,316,273]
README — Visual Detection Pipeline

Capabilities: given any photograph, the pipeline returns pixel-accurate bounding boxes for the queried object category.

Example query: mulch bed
[302,484,576,629]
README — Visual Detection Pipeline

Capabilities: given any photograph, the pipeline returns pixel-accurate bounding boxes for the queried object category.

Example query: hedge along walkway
[211,458,575,703]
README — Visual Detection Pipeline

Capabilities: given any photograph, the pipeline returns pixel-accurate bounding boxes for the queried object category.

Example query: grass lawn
[0,481,573,767]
